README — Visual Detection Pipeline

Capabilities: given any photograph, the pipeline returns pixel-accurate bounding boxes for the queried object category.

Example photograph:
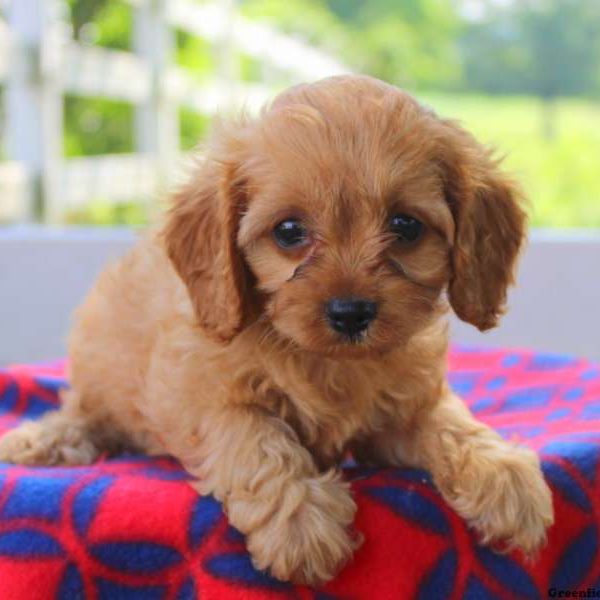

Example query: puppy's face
[238,114,453,357]
[164,76,526,355]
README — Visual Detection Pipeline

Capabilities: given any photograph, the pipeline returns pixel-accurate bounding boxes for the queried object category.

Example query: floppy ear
[439,121,528,331]
[162,158,251,343]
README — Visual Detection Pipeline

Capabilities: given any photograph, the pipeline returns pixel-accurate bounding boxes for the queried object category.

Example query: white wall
[451,230,600,360]
[0,227,135,364]
[0,227,599,364]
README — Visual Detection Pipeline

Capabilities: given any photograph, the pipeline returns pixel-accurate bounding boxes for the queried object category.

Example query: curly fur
[0,75,553,586]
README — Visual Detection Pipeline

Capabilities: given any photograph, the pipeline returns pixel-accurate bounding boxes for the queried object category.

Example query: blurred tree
[520,0,600,138]
[519,0,600,98]
[64,96,133,157]
[327,0,461,89]
[67,0,130,49]
[68,0,105,41]
[241,0,462,90]
[461,0,600,137]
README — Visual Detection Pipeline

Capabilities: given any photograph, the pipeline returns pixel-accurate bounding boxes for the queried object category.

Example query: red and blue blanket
[1,347,600,599]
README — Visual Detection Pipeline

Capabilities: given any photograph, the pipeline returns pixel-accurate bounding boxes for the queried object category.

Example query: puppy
[0,75,553,586]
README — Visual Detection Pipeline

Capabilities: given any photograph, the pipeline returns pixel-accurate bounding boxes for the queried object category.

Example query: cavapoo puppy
[0,75,553,586]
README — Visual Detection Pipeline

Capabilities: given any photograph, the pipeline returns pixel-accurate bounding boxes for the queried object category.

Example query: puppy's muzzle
[325,298,377,339]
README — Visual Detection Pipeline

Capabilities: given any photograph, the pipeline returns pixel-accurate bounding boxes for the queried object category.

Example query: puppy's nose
[325,298,377,337]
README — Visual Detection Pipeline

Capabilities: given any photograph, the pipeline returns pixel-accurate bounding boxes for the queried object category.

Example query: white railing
[0,0,348,223]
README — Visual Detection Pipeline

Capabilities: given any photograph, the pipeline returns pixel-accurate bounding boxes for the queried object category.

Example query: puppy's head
[163,75,526,356]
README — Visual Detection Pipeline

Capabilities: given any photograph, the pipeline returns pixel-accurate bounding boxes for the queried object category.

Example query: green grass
[422,94,600,228]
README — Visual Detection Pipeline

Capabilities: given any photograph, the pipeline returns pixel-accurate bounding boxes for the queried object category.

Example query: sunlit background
[0,0,599,363]
[1,0,599,227]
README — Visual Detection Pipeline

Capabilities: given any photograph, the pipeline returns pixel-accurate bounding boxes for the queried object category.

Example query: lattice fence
[0,0,347,222]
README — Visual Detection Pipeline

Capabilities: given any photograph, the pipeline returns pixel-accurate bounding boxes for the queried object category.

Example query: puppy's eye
[390,214,424,243]
[273,219,309,249]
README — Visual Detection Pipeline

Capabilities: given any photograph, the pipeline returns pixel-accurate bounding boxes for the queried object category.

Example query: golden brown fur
[0,75,553,586]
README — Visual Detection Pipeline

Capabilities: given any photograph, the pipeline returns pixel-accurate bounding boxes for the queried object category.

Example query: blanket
[1,347,600,599]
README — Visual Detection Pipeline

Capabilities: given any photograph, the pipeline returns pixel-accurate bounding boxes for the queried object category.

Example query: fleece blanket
[1,348,600,600]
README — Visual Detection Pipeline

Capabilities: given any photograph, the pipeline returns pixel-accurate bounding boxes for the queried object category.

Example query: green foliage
[175,30,213,78]
[67,0,105,39]
[518,0,600,99]
[64,96,133,156]
[64,200,148,225]
[328,0,461,89]
[241,0,461,89]
[180,108,210,151]
[461,0,600,99]
[67,0,131,49]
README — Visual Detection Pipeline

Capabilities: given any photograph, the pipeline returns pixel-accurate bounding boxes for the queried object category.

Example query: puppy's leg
[355,392,553,555]
[0,391,134,466]
[175,406,359,586]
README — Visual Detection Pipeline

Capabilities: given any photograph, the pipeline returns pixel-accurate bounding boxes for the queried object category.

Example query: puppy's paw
[447,445,554,556]
[0,419,98,466]
[244,472,360,586]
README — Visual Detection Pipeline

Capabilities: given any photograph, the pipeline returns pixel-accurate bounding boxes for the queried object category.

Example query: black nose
[325,298,377,337]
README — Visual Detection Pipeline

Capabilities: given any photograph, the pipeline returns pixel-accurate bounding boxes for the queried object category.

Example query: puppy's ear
[162,158,250,343]
[439,120,527,331]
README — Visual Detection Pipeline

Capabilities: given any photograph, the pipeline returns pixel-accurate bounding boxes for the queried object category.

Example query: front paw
[0,422,52,465]
[0,419,98,466]
[243,472,360,586]
[445,445,554,555]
